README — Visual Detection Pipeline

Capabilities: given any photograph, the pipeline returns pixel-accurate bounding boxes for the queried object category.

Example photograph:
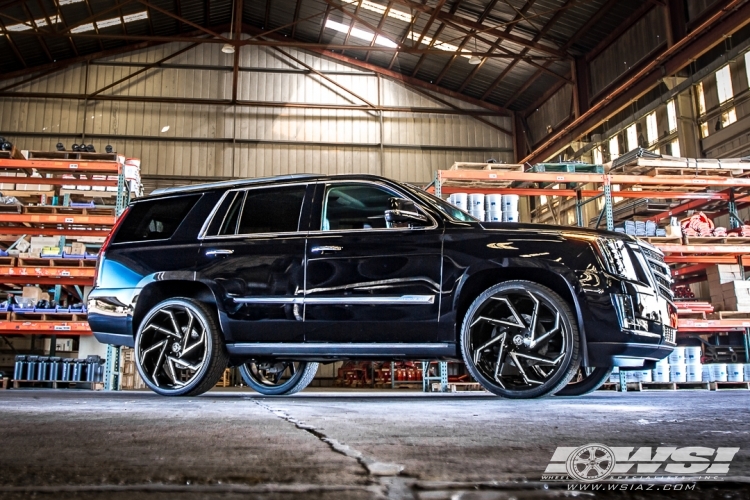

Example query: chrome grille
[638,244,674,302]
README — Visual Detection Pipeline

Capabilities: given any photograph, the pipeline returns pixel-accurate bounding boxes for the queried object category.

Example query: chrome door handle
[311,245,343,254]
[205,249,234,256]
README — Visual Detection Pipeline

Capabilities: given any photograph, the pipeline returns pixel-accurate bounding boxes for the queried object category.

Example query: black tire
[135,298,228,397]
[460,280,581,399]
[240,361,319,395]
[555,366,613,396]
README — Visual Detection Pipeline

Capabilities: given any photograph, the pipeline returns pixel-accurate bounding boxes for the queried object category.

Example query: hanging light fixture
[222,0,236,54]
[468,37,481,65]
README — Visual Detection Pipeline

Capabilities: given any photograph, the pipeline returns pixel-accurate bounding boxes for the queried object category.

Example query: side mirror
[385,197,428,226]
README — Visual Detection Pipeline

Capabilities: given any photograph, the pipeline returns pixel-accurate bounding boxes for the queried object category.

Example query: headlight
[595,238,639,281]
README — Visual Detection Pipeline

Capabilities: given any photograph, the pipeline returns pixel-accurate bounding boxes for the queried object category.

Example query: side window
[114,194,200,243]
[205,191,242,236]
[322,183,427,231]
[236,185,307,235]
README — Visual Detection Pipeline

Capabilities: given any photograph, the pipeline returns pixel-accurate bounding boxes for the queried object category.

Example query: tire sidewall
[460,281,578,399]
[555,366,613,397]
[239,362,312,395]
[135,298,215,397]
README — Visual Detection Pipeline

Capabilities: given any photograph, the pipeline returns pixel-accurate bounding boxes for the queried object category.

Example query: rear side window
[113,195,200,243]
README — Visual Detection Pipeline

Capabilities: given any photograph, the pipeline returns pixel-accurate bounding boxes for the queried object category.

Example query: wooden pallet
[625,381,710,391]
[22,205,115,216]
[0,146,25,160]
[431,382,486,392]
[449,162,524,171]
[717,311,750,319]
[1,378,8,389]
[16,257,97,267]
[710,381,750,390]
[9,312,87,321]
[26,150,119,161]
[684,236,750,245]
[642,236,682,244]
[12,379,103,390]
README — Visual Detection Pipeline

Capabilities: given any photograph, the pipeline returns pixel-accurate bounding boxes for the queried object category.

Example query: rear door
[196,183,312,343]
[304,180,443,344]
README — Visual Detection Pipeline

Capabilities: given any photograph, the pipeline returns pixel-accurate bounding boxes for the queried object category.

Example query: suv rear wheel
[460,281,581,398]
[240,361,318,395]
[135,298,228,396]
[555,366,613,396]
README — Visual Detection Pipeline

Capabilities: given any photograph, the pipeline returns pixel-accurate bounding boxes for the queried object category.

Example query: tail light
[94,206,131,287]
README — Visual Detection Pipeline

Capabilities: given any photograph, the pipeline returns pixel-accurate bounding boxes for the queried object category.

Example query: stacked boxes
[722,281,750,312]
[706,265,745,310]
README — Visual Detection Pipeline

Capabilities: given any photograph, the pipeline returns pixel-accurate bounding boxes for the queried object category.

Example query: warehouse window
[745,52,750,91]
[666,139,680,158]
[114,195,200,243]
[716,65,733,104]
[721,108,737,128]
[646,112,658,145]
[626,124,638,152]
[608,136,619,160]
[667,100,677,133]
[701,122,709,138]
[696,82,707,115]
[593,146,603,165]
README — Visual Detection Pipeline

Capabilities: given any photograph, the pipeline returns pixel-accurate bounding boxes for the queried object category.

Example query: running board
[226,342,456,358]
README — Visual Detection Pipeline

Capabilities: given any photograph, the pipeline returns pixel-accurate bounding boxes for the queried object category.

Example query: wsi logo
[542,444,739,482]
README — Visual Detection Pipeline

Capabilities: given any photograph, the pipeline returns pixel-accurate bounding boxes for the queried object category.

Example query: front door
[196,183,312,343]
[304,180,443,344]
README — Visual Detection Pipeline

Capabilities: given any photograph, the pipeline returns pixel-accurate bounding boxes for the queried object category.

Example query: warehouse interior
[2,0,750,497]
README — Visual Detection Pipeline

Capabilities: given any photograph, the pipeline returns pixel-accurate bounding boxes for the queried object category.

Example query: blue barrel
[71,359,84,381]
[25,356,39,381]
[49,357,61,381]
[85,356,102,382]
[13,355,26,380]
[61,358,73,381]
[37,356,49,381]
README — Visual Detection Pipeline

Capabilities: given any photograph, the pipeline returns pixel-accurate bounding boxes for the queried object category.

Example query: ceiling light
[222,44,235,54]
[469,55,482,65]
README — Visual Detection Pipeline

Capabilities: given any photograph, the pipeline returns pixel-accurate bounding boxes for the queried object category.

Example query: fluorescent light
[341,0,412,23]
[408,32,473,60]
[5,15,60,32]
[70,11,148,33]
[59,0,85,4]
[326,19,397,48]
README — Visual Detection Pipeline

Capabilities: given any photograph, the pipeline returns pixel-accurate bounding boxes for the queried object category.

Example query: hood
[477,221,635,242]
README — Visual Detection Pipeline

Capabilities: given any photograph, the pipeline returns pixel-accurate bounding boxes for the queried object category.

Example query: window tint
[218,192,244,236]
[236,185,306,235]
[114,195,200,243]
[322,183,429,231]
[205,191,240,236]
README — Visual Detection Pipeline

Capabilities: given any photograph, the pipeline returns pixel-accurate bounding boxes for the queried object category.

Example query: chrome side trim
[233,295,435,305]
[225,342,456,357]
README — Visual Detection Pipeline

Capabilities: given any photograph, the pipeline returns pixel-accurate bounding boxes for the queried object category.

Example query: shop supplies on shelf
[681,211,714,236]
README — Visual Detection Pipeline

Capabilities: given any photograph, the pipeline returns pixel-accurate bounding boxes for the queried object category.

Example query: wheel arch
[454,265,589,366]
[132,280,224,338]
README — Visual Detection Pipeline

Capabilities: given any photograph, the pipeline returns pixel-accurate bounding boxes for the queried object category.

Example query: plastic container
[727,363,744,382]
[451,193,468,210]
[486,211,502,222]
[469,210,485,221]
[502,211,519,222]
[685,363,702,382]
[670,364,687,383]
[655,357,670,368]
[609,367,620,383]
[468,193,485,211]
[485,194,502,211]
[744,364,750,381]
[636,370,652,383]
[702,365,711,382]
[502,194,520,212]
[709,363,727,382]
[36,356,49,381]
[668,346,685,365]
[684,346,702,365]
[13,355,26,380]
[652,365,669,382]
[61,359,73,381]
[49,357,61,381]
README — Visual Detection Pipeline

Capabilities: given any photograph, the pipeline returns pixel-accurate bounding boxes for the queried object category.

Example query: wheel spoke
[151,341,169,386]
[470,315,523,329]
[164,310,182,338]
[526,291,540,343]
[489,296,526,327]
[144,323,181,338]
[492,333,507,387]
[473,332,505,366]
[514,352,564,366]
[180,309,195,354]
[172,357,204,371]
[530,312,560,348]
[509,352,543,385]
[141,339,167,358]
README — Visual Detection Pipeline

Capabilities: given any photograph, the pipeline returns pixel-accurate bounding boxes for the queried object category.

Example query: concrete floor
[0,388,749,499]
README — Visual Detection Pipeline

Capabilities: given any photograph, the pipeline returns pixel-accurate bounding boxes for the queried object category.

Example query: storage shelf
[0,320,92,335]
[0,159,121,174]
[678,318,750,332]
[1,214,115,225]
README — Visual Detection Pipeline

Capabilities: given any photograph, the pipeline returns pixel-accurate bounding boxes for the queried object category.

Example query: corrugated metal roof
[0,0,651,112]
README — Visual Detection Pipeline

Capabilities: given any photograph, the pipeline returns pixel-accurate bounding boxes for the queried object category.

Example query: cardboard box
[22,286,44,302]
[665,225,682,238]
[70,242,87,255]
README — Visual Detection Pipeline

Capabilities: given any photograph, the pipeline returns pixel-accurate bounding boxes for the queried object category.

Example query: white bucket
[468,193,485,210]
[655,357,670,368]
[685,364,702,382]
[670,364,687,383]
[625,371,639,383]
[744,364,750,381]
[668,346,685,365]
[485,194,502,211]
[452,193,468,210]
[702,365,711,382]
[709,363,727,382]
[486,212,502,222]
[727,363,744,382]
[609,367,620,383]
[685,346,702,365]
[502,211,519,222]
[469,210,485,221]
[502,194,520,212]
[637,370,652,383]
[652,365,670,382]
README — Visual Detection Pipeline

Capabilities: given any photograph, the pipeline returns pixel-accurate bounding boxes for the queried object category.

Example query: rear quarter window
[113,194,201,243]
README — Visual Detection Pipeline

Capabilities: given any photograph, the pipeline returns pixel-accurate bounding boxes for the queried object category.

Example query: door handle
[311,245,343,254]
[205,249,234,256]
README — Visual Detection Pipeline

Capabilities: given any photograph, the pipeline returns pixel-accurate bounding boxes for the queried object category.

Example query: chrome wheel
[135,298,226,396]
[240,360,319,395]
[461,281,580,398]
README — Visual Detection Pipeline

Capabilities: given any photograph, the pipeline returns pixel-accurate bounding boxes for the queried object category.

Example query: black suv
[88,174,676,398]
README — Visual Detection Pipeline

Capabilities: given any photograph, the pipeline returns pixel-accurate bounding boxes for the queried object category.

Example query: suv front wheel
[240,361,319,395]
[460,281,581,398]
[135,298,228,396]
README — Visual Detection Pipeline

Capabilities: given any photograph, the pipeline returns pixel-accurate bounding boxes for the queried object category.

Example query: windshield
[404,185,478,222]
